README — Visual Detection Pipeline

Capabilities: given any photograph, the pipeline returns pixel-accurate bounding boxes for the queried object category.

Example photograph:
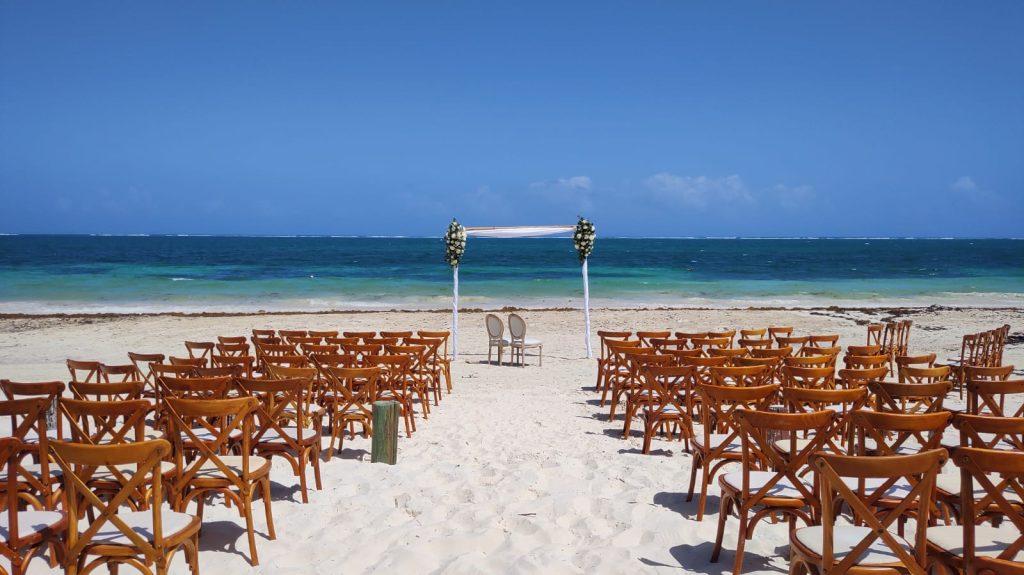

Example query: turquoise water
[0,236,1021,313]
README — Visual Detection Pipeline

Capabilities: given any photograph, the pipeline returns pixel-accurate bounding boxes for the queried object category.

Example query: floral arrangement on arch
[443,219,467,268]
[574,217,596,263]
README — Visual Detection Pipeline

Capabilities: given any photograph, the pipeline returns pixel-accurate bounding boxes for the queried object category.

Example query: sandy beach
[1,306,1020,574]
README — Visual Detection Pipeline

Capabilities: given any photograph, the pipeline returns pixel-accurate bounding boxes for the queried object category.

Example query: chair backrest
[782,365,836,390]
[696,383,779,439]
[380,331,413,339]
[1,380,65,440]
[807,334,839,348]
[301,343,340,356]
[165,397,259,489]
[691,337,731,352]
[158,375,232,400]
[853,410,951,456]
[868,380,951,414]
[661,348,703,365]
[211,354,255,377]
[953,413,1024,453]
[740,328,767,340]
[836,366,889,389]
[813,449,946,574]
[639,365,695,418]
[707,330,736,346]
[150,364,199,380]
[894,353,937,380]
[216,342,251,357]
[845,345,882,357]
[252,329,277,338]
[650,338,691,353]
[183,341,215,365]
[343,331,377,341]
[70,380,146,402]
[61,398,149,445]
[678,355,729,387]
[417,330,451,359]
[321,366,380,417]
[365,354,413,398]
[67,359,102,383]
[900,365,950,385]
[710,365,769,387]
[768,326,793,343]
[842,354,889,370]
[738,337,773,349]
[707,347,751,362]
[508,313,528,341]
[952,447,1024,574]
[127,352,165,388]
[217,335,247,345]
[776,335,809,349]
[99,363,142,383]
[783,387,867,451]
[287,336,322,346]
[784,355,834,369]
[751,346,794,359]
[339,343,382,365]
[308,330,339,339]
[0,437,41,559]
[0,398,54,501]
[866,323,883,346]
[50,439,174,567]
[236,378,308,444]
[168,357,207,368]
[967,379,1024,419]
[277,329,308,339]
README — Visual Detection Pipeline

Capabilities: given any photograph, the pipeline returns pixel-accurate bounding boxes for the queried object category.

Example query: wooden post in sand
[371,400,398,464]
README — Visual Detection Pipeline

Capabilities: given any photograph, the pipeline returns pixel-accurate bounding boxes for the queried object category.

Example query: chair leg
[298,450,309,504]
[243,492,260,566]
[711,494,730,562]
[732,510,749,575]
[686,455,699,501]
[262,478,276,540]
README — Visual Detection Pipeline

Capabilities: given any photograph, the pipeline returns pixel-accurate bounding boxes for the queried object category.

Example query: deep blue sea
[0,235,1021,313]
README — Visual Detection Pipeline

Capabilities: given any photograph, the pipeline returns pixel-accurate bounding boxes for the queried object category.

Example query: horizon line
[0,233,1020,241]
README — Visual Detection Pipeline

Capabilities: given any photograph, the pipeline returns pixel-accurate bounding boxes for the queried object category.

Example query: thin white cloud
[771,184,816,211]
[644,173,751,208]
[950,176,978,194]
[529,175,592,191]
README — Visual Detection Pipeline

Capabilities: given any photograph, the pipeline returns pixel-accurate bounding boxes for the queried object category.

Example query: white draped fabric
[452,225,593,360]
[464,226,574,238]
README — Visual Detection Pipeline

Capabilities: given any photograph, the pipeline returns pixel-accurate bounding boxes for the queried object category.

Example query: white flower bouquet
[573,217,596,263]
[443,219,467,268]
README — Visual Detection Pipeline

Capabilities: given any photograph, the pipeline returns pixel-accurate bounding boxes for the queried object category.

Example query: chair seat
[180,428,243,444]
[862,437,922,455]
[927,525,1024,561]
[692,433,742,453]
[721,471,812,500]
[839,476,914,499]
[257,426,321,444]
[514,338,542,347]
[0,510,65,539]
[88,508,199,546]
[192,456,271,480]
[490,338,511,346]
[794,525,915,566]
[645,404,683,415]
[935,473,1024,504]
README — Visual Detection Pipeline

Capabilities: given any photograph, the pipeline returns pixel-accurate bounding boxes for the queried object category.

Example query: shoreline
[2,303,1021,320]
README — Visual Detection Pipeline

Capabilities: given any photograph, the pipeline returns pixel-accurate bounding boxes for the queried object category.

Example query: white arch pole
[453,264,459,358]
[583,258,592,359]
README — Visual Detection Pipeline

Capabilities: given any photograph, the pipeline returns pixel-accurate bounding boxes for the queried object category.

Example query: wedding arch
[443,218,596,360]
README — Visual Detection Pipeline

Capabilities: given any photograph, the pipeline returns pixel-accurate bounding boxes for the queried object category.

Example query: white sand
[1,307,1021,574]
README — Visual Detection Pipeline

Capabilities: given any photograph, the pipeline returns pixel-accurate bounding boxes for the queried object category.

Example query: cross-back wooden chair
[808,334,840,349]
[251,329,276,339]
[237,377,323,503]
[417,330,453,393]
[837,366,889,390]
[0,397,61,512]
[783,387,868,454]
[900,364,949,388]
[692,337,732,354]
[365,355,416,437]
[210,354,254,378]
[0,437,66,575]
[168,357,206,369]
[387,344,437,414]
[308,352,356,372]
[768,326,794,344]
[217,336,247,346]
[740,328,767,340]
[340,343,383,366]
[379,330,412,340]
[164,396,274,565]
[650,338,691,353]
[895,353,937,380]
[895,320,912,358]
[710,365,769,388]
[752,346,794,359]
[783,365,837,390]
[965,369,1018,417]
[286,336,322,346]
[215,342,250,358]
[599,340,643,406]
[149,364,198,382]
[675,332,709,348]
[52,439,201,575]
[713,409,836,575]
[967,379,1024,421]
[2,379,65,436]
[785,355,835,369]
[406,337,447,399]
[843,353,889,371]
[70,381,146,402]
[635,331,670,347]
[928,446,1024,575]
[738,338,773,350]
[261,354,311,372]
[127,352,165,392]
[789,449,946,575]
[308,330,339,340]
[708,330,737,346]
[613,351,673,426]
[846,345,882,357]
[866,323,884,346]
[637,365,695,455]
[264,364,323,428]
[708,347,751,365]
[733,356,784,386]
[300,343,340,356]
[688,383,779,521]
[319,366,380,459]
[251,336,282,349]
[67,360,102,384]
[342,331,377,341]
[777,335,810,352]
[661,348,703,366]
[869,381,951,419]
[183,341,215,368]
[275,329,306,340]
[98,363,142,384]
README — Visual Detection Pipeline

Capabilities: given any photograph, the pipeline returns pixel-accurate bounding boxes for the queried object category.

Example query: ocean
[0,235,1021,313]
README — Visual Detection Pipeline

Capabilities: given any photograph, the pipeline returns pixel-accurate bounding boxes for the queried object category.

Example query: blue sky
[1,3,1021,237]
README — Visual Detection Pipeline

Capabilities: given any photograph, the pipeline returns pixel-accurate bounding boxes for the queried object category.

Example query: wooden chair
[768,326,794,346]
[777,335,810,351]
[785,355,835,369]
[752,346,794,359]
[387,344,437,413]
[782,366,836,390]
[507,313,542,367]
[417,330,454,393]
[713,409,835,575]
[837,366,889,390]
[127,352,165,392]
[238,378,323,504]
[842,353,889,370]
[614,352,673,427]
[866,323,884,347]
[637,365,695,455]
[734,356,784,386]
[708,330,737,346]
[379,330,412,340]
[789,449,946,575]
[0,437,66,575]
[164,396,274,566]
[365,355,416,437]
[846,345,882,357]
[928,447,1024,574]
[708,347,751,364]
[1,380,66,442]
[217,335,247,346]
[98,363,142,383]
[319,366,379,459]
[342,331,377,341]
[0,398,61,512]
[868,380,951,415]
[739,328,768,340]
[807,334,840,348]
[252,329,276,339]
[216,342,250,358]
[70,381,146,402]
[406,337,449,400]
[688,383,779,520]
[183,341,215,367]
[895,353,937,381]
[635,331,671,347]
[67,360,102,384]
[308,330,339,339]
[167,357,206,368]
[967,379,1024,420]
[783,387,868,454]
[599,340,642,406]
[211,354,255,377]
[710,365,769,388]
[965,368,1018,415]
[53,439,200,575]
[692,337,731,354]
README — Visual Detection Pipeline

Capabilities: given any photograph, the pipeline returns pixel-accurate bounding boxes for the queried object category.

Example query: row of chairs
[949,324,1012,397]
[867,319,913,371]
[0,327,454,573]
